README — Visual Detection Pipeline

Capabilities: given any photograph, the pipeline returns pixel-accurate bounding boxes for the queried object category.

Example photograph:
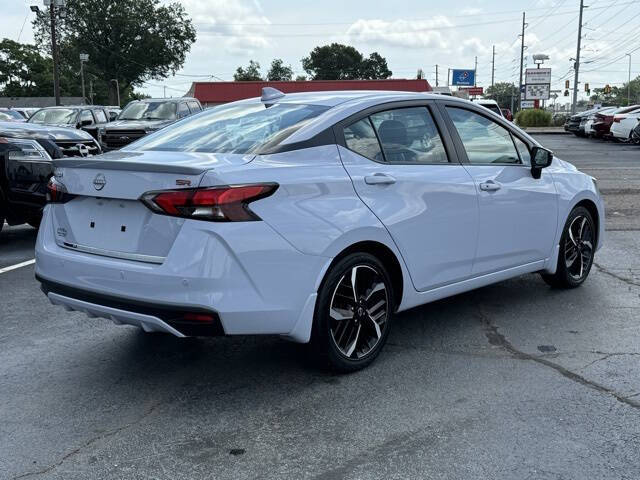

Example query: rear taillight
[613,116,623,123]
[140,184,278,222]
[46,177,76,204]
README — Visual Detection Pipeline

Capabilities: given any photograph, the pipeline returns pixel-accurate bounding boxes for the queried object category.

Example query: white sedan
[611,111,640,141]
[35,89,605,371]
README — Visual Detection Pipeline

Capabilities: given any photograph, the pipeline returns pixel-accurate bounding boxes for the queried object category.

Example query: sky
[1,0,639,104]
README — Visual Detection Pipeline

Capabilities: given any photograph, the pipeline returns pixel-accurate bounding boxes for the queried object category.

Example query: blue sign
[451,69,476,86]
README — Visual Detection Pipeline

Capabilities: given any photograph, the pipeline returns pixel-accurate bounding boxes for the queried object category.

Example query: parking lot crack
[593,262,640,288]
[478,312,640,411]
[10,400,164,480]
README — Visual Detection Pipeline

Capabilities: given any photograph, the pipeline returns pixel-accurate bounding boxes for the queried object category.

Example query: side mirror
[531,146,553,179]
[109,112,118,121]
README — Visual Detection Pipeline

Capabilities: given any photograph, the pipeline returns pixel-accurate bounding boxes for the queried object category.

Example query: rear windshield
[129,102,330,154]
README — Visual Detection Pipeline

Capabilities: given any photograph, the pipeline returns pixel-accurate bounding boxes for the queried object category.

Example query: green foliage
[590,76,640,106]
[32,0,196,105]
[234,60,263,81]
[301,43,392,80]
[0,38,55,96]
[295,75,307,81]
[515,109,553,127]
[553,114,568,127]
[484,82,518,109]
[266,59,293,81]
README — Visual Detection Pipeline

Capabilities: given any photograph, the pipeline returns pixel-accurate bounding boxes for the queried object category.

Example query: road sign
[525,83,551,100]
[521,100,535,109]
[451,69,476,86]
[462,87,483,96]
[525,68,551,85]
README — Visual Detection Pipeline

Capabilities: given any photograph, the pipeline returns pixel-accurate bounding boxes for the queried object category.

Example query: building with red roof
[186,79,432,107]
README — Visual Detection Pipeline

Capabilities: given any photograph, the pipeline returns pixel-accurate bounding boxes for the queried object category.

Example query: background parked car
[106,106,121,122]
[0,121,101,233]
[501,108,513,121]
[11,107,39,119]
[0,109,27,122]
[610,107,640,141]
[473,99,504,117]
[28,105,111,141]
[584,106,618,137]
[565,107,601,136]
[632,121,640,144]
[591,105,640,139]
[98,97,202,151]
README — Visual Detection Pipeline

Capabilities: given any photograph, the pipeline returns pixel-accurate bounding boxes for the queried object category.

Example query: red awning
[192,79,432,104]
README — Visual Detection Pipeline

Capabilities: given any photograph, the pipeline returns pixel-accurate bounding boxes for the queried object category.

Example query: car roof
[133,97,199,103]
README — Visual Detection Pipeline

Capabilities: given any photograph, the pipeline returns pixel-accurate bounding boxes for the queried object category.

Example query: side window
[177,103,190,117]
[446,107,521,165]
[188,101,201,113]
[343,118,383,161]
[512,136,531,166]
[369,107,448,163]
[80,110,94,125]
[93,109,107,123]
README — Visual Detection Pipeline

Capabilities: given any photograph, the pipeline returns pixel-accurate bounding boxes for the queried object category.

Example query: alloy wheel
[329,265,389,360]
[564,215,594,281]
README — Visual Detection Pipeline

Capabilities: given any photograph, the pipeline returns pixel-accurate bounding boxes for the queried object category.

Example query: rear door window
[177,103,190,118]
[93,109,107,123]
[80,110,94,125]
[188,101,201,113]
[369,107,448,163]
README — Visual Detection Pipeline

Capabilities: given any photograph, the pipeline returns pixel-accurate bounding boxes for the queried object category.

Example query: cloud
[181,0,272,56]
[461,7,483,15]
[345,16,453,50]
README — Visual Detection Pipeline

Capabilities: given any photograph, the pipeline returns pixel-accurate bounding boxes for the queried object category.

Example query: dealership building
[186,79,432,107]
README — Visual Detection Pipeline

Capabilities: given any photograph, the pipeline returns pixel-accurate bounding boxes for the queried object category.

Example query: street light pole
[79,53,89,104]
[49,0,61,106]
[626,53,632,106]
[518,12,526,112]
[111,79,120,107]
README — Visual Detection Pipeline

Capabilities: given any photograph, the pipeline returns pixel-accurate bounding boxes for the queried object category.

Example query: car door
[440,102,558,275]
[336,103,479,292]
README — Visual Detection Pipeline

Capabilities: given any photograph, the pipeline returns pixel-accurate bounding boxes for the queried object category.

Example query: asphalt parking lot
[1,134,639,479]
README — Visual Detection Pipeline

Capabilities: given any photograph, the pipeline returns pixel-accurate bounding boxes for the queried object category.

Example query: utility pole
[518,12,526,112]
[474,56,478,87]
[626,53,632,106]
[491,45,496,87]
[111,79,120,107]
[572,0,585,115]
[163,85,167,98]
[435,64,439,86]
[49,0,61,106]
[89,79,94,105]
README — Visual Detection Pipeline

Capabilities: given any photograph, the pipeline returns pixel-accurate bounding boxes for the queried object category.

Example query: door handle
[479,181,501,192]
[365,173,396,185]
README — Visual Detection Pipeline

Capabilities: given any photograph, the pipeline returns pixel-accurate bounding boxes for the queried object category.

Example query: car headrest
[377,120,408,146]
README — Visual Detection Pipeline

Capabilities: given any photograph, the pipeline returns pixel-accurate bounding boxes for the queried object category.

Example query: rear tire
[541,206,595,289]
[311,252,395,373]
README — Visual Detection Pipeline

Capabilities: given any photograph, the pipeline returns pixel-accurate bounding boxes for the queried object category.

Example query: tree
[301,43,392,80]
[359,52,392,80]
[266,59,293,81]
[484,82,518,108]
[234,60,262,81]
[32,0,196,105]
[590,76,640,106]
[0,38,56,96]
[295,75,307,81]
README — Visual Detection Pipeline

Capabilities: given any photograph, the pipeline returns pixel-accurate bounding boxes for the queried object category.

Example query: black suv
[0,121,101,233]
[99,97,202,150]
[28,105,111,141]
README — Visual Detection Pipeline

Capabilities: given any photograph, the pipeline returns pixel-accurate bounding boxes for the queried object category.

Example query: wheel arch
[320,240,404,310]
[572,198,600,248]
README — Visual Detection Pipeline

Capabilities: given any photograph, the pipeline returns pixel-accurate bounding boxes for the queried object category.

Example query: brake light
[46,177,76,204]
[613,116,622,123]
[140,184,278,222]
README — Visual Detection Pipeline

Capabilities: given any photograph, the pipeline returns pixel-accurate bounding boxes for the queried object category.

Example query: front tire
[541,206,596,288]
[311,253,395,372]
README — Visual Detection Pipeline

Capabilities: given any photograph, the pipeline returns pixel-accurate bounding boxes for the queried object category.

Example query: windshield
[129,102,330,154]
[0,110,24,121]
[119,102,177,120]
[29,108,77,125]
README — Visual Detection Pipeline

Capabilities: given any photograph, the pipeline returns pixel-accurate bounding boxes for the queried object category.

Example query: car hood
[0,121,94,141]
[104,119,175,130]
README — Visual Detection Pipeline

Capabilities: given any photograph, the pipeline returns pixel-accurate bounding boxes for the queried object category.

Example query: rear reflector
[140,184,278,222]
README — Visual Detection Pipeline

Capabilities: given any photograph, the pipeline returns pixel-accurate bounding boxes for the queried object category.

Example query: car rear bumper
[35,205,329,341]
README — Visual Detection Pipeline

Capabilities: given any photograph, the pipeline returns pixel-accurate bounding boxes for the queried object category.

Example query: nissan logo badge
[93,173,106,191]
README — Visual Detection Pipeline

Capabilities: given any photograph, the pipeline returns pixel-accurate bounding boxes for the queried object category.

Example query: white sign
[521,100,535,109]
[525,83,551,100]
[525,68,552,85]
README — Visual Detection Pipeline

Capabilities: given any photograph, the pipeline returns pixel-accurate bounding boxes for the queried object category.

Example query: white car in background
[611,110,640,141]
[584,106,617,136]
[473,99,504,117]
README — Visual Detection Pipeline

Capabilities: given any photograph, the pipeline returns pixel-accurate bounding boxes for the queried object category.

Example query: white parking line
[0,259,36,274]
